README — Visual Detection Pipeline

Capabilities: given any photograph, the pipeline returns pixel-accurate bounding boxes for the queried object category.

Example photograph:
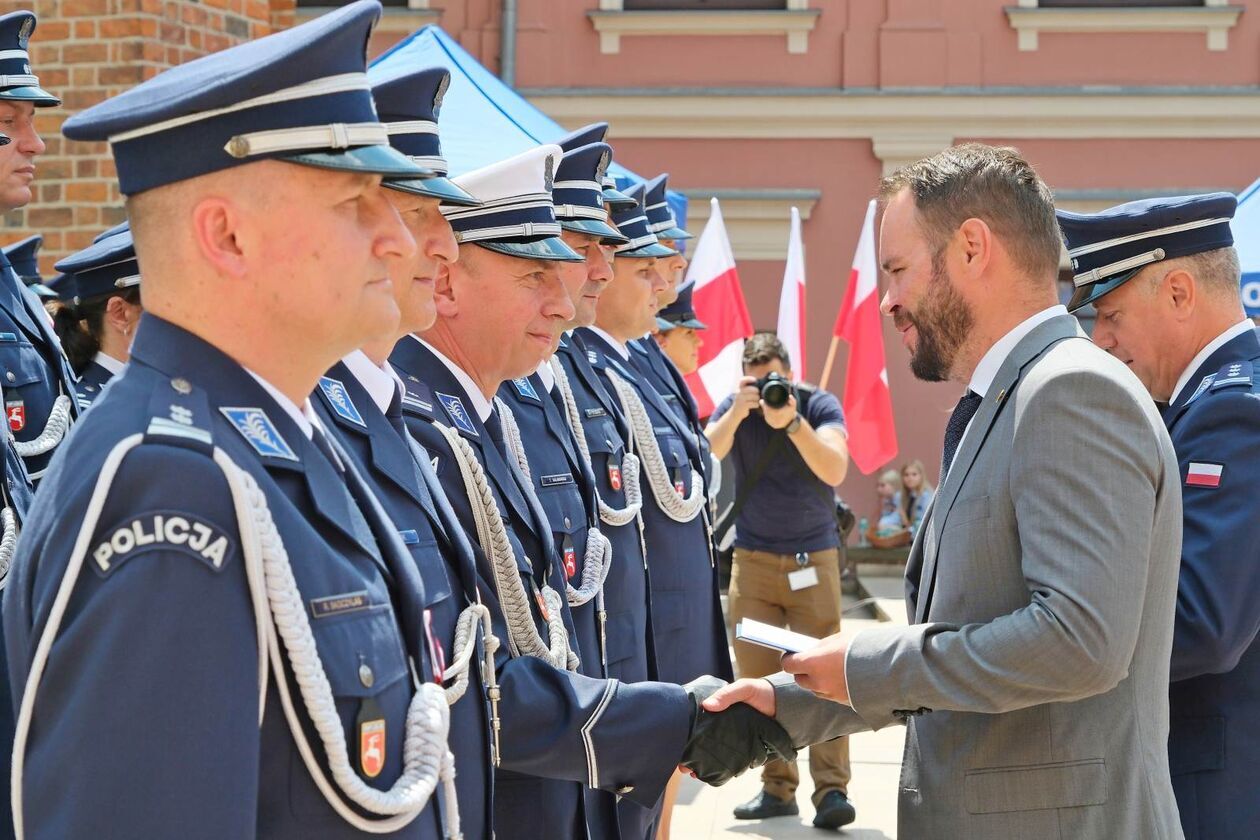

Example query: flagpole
[818,335,841,391]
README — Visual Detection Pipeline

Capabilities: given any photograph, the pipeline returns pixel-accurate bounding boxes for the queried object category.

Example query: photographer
[705,332,854,829]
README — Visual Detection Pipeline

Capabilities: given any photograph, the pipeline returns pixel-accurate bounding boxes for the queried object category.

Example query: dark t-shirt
[711,386,847,554]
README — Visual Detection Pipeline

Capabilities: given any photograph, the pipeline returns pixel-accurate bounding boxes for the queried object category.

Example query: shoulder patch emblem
[220,407,298,460]
[1211,360,1253,391]
[435,391,479,437]
[319,376,366,427]
[512,377,540,401]
[1187,373,1215,405]
[92,512,235,576]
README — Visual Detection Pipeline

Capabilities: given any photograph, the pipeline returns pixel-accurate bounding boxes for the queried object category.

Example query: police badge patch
[318,376,366,427]
[436,392,478,436]
[220,407,298,460]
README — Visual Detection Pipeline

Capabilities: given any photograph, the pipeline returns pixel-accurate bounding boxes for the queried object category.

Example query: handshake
[678,675,796,785]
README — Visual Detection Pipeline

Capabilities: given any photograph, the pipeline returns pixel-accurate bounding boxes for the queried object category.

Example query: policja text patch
[92,511,235,576]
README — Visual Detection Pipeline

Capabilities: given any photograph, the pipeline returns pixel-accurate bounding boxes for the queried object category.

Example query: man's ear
[190,196,247,279]
[1165,268,1197,319]
[955,217,993,280]
[433,261,458,318]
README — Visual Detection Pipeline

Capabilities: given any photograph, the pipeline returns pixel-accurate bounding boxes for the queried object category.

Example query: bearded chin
[907,263,973,382]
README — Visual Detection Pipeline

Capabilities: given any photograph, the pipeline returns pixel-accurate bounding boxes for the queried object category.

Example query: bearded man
[703,144,1185,840]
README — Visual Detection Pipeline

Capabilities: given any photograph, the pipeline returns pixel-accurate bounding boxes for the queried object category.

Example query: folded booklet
[735,619,820,655]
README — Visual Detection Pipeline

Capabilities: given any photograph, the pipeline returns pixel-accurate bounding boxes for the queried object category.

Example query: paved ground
[670,583,906,839]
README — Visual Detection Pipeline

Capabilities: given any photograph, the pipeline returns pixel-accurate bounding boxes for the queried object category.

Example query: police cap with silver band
[656,279,706,331]
[441,144,582,262]
[643,173,692,241]
[553,142,627,244]
[1058,192,1238,313]
[556,122,637,210]
[609,183,677,259]
[368,65,477,206]
[3,234,41,283]
[53,228,140,304]
[0,12,59,106]
[60,1,432,196]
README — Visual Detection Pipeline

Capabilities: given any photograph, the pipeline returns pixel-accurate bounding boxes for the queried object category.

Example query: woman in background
[900,459,935,536]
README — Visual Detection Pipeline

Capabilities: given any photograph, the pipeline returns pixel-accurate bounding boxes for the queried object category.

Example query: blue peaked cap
[368,66,477,206]
[644,173,692,241]
[556,121,636,210]
[93,220,130,243]
[54,228,139,303]
[1058,192,1237,312]
[61,1,433,195]
[553,142,626,244]
[656,280,705,331]
[0,12,58,106]
[610,184,677,259]
[3,234,41,282]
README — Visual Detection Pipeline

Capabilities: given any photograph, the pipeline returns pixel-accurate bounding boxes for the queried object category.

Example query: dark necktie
[385,387,408,442]
[310,424,345,474]
[483,410,510,461]
[941,390,982,481]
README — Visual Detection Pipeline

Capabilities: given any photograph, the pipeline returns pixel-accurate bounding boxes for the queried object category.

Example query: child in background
[867,469,911,548]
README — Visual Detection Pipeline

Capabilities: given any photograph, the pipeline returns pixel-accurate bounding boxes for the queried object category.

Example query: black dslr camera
[754,372,795,409]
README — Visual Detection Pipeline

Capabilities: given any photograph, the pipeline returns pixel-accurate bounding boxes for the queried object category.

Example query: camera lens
[760,377,791,409]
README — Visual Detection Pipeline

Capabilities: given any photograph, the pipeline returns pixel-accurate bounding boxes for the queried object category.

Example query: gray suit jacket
[769,315,1184,839]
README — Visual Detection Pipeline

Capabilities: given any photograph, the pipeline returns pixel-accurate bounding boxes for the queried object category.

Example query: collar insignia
[319,376,366,427]
[220,407,298,460]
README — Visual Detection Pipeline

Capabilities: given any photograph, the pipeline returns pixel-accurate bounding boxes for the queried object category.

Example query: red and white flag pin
[1186,462,1223,488]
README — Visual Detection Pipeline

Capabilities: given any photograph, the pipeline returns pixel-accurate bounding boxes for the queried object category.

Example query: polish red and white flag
[1186,462,1223,488]
[833,199,898,473]
[776,206,807,378]
[685,198,753,417]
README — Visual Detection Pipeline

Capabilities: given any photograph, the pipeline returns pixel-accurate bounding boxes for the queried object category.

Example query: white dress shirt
[92,351,125,376]
[244,368,320,440]
[341,349,404,415]
[1168,319,1255,405]
[586,326,631,361]
[410,335,494,423]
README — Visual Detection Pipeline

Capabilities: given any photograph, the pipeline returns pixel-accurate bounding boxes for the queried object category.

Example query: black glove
[679,675,797,786]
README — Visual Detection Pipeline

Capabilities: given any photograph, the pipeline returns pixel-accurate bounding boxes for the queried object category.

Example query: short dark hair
[878,143,1061,283]
[743,331,790,370]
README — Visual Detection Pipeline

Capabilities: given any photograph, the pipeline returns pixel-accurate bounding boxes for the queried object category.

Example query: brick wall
[0,0,296,277]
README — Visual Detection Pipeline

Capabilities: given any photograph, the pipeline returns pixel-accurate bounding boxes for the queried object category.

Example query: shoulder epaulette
[1210,360,1253,391]
[143,374,213,452]
[399,376,439,420]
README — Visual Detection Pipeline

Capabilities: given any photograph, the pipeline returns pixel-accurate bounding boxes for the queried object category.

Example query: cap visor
[28,283,55,299]
[560,217,629,244]
[603,187,637,209]
[1067,268,1140,313]
[618,241,678,259]
[0,86,60,107]
[656,225,694,241]
[475,237,584,263]
[385,174,479,206]
[655,317,674,331]
[284,145,433,180]
[681,316,706,329]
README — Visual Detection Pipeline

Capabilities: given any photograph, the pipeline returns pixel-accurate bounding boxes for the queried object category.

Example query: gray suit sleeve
[846,367,1173,719]
[766,672,881,746]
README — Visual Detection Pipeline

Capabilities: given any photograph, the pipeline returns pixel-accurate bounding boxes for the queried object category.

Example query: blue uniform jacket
[555,334,664,840]
[388,338,692,840]
[578,329,732,685]
[74,359,115,411]
[4,316,450,840]
[0,254,79,482]
[313,361,494,840]
[1161,326,1260,840]
[630,337,713,486]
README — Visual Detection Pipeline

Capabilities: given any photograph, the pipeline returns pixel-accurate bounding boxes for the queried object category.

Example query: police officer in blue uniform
[313,63,503,840]
[585,187,731,688]
[0,11,79,484]
[4,5,465,838]
[48,228,143,410]
[389,145,788,839]
[1060,193,1260,840]
[554,122,639,214]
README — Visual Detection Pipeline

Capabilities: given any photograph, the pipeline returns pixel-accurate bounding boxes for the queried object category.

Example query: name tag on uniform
[540,473,573,487]
[787,566,819,591]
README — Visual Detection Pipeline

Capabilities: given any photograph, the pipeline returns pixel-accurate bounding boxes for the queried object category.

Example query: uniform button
[4,372,13,383]
[605,440,613,449]
[616,785,634,795]
[358,663,375,688]
[170,377,192,395]
[564,516,572,529]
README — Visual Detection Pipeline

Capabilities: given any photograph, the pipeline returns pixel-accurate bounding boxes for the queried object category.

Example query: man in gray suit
[705,144,1185,838]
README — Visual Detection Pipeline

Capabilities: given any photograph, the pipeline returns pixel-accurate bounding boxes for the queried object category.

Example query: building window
[1005,0,1240,51]
[624,1,788,8]
[590,0,819,54]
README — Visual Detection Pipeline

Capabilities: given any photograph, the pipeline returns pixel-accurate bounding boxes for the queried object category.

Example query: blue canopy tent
[1233,178,1260,317]
[370,25,687,226]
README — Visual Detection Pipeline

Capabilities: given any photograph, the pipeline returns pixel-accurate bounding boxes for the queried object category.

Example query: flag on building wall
[834,199,898,473]
[776,206,807,378]
[685,198,753,418]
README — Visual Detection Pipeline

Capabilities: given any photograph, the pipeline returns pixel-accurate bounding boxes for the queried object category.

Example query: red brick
[74,159,97,178]
[65,228,98,250]
[100,206,127,226]
[73,20,96,38]
[60,88,108,110]
[99,158,117,179]
[35,21,71,41]
[37,184,60,204]
[62,42,108,64]
[101,16,143,38]
[99,65,145,86]
[69,66,94,87]
[61,0,111,17]
[27,208,71,229]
